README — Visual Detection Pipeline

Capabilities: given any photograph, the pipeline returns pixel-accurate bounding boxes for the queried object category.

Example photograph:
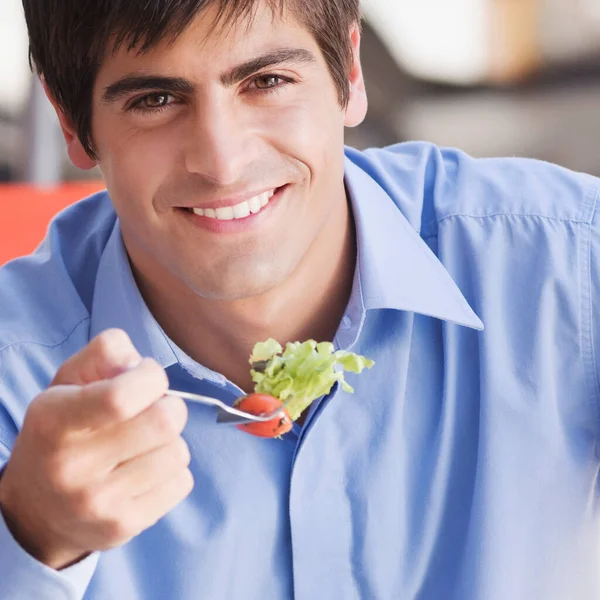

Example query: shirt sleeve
[0,446,100,600]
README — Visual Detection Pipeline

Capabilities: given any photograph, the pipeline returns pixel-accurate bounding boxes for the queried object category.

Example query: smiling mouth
[186,188,278,221]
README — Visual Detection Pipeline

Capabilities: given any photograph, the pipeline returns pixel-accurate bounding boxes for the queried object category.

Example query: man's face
[89,3,366,301]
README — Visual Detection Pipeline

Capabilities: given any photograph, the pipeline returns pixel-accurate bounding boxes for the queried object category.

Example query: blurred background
[2,0,600,260]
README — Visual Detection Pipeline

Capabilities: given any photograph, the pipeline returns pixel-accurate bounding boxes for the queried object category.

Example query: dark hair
[21,0,361,159]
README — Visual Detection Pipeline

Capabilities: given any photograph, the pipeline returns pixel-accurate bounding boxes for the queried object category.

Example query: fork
[169,389,286,426]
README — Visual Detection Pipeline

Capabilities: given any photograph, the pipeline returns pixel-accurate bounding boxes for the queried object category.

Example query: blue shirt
[1,142,600,600]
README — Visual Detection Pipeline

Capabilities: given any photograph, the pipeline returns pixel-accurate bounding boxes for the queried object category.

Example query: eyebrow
[101,47,317,104]
[101,76,194,104]
[220,47,317,86]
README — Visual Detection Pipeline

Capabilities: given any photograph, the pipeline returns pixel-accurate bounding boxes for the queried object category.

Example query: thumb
[51,329,142,386]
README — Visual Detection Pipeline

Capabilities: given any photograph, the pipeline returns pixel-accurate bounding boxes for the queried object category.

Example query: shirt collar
[345,154,484,330]
[90,154,482,368]
[89,222,229,383]
[90,221,180,368]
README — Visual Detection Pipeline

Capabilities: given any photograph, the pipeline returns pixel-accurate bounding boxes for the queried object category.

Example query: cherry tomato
[234,393,293,438]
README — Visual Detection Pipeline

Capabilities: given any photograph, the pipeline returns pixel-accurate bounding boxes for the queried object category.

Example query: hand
[0,329,193,570]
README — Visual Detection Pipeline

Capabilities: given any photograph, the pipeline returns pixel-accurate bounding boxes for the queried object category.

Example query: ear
[344,23,368,128]
[41,79,98,171]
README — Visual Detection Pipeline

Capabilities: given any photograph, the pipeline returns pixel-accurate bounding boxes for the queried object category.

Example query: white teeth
[192,189,277,221]
[215,206,234,220]
[232,201,251,219]
[248,196,262,214]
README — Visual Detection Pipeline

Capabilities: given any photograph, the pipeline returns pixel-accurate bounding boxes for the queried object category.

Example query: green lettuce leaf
[249,338,283,363]
[249,338,375,422]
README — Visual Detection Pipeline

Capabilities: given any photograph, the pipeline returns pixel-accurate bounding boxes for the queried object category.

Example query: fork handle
[168,389,283,424]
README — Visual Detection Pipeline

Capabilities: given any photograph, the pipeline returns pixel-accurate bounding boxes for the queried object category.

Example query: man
[0,0,599,598]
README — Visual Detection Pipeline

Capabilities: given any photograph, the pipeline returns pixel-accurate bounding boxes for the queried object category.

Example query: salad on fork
[234,338,374,438]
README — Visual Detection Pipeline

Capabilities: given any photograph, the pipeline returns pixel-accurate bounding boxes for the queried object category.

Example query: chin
[180,251,300,301]
[189,272,286,302]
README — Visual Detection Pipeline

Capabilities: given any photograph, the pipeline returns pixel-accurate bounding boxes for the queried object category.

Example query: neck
[130,196,356,392]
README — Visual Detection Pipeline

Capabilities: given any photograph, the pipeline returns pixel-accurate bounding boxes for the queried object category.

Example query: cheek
[254,93,345,181]
[95,119,182,215]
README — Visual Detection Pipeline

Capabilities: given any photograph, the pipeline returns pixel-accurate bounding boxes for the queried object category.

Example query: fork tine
[169,389,284,425]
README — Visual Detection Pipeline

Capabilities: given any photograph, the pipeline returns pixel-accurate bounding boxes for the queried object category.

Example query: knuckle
[52,362,70,385]
[140,358,169,390]
[48,460,73,491]
[173,437,191,467]
[29,390,80,449]
[102,384,130,421]
[162,396,188,432]
[181,469,195,496]
[24,398,54,442]
[94,329,132,357]
[93,329,139,374]
[71,486,103,519]
[150,403,180,441]
[103,517,135,546]
[163,470,195,511]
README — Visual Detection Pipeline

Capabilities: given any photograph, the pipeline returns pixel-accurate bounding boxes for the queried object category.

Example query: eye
[254,75,283,89]
[248,74,295,93]
[129,92,175,112]
[144,93,170,107]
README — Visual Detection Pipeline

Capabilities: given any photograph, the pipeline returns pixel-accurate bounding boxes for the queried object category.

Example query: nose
[183,94,260,186]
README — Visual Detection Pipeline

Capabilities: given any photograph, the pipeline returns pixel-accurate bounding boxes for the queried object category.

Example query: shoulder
[0,190,116,352]
[0,191,117,436]
[345,142,600,234]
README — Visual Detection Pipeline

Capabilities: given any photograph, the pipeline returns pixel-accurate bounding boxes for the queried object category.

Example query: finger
[51,329,142,386]
[106,436,191,497]
[128,468,195,528]
[65,468,194,553]
[96,396,188,466]
[49,358,169,430]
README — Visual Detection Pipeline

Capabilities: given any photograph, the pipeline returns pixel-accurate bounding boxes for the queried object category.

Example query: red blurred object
[0,182,105,265]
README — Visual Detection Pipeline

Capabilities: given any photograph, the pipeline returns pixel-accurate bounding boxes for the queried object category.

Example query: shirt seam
[437,212,592,226]
[580,185,600,441]
[0,316,91,355]
[424,194,600,436]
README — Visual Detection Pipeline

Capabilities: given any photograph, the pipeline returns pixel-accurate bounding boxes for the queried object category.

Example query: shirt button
[341,315,353,329]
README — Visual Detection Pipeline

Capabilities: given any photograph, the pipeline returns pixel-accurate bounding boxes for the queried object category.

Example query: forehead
[101,1,314,75]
